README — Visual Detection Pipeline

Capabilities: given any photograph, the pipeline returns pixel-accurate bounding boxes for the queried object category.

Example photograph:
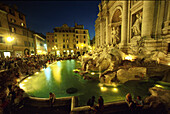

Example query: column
[106,12,109,45]
[100,19,103,46]
[141,1,155,38]
[121,0,128,46]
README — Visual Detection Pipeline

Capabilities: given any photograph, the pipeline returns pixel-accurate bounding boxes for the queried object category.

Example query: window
[76,31,78,33]
[63,39,65,42]
[0,36,3,43]
[73,39,76,42]
[77,41,78,44]
[47,40,49,42]
[11,18,16,23]
[63,34,65,37]
[84,36,86,38]
[10,27,16,33]
[9,8,15,16]
[67,34,68,37]
[52,40,54,42]
[63,44,65,48]
[73,44,76,49]
[84,41,86,44]
[66,39,69,43]
[55,34,57,36]
[19,13,24,20]
[21,22,25,26]
[40,43,43,46]
[73,34,75,37]
[23,30,27,36]
[76,36,78,38]
[46,36,49,38]
[32,43,34,47]
[0,21,1,27]
[84,31,86,34]
[55,39,57,42]
[24,41,27,46]
[28,42,31,47]
[67,44,69,48]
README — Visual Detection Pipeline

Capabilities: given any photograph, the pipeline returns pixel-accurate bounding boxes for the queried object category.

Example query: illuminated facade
[46,32,54,55]
[95,0,170,55]
[0,3,47,57]
[46,23,90,56]
[34,33,47,55]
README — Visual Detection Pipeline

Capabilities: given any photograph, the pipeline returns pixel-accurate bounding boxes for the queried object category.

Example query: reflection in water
[52,65,61,84]
[45,67,51,81]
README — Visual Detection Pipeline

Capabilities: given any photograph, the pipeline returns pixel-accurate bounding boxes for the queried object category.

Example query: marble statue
[132,14,142,36]
[112,27,120,45]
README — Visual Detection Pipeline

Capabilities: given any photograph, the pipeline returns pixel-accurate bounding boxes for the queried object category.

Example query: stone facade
[34,34,47,55]
[0,3,47,57]
[46,23,90,56]
[95,0,170,57]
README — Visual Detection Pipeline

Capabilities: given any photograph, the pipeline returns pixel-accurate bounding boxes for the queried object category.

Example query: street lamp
[5,36,14,57]
[52,46,57,56]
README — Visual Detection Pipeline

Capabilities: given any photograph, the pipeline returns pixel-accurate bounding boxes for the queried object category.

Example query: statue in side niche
[112,27,120,46]
[132,14,142,36]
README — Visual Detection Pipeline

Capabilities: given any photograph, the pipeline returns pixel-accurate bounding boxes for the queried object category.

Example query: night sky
[2,1,101,40]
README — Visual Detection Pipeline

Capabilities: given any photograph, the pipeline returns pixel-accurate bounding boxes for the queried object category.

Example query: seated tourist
[98,96,104,112]
[125,93,136,113]
[49,92,55,107]
[135,96,143,107]
[87,96,96,107]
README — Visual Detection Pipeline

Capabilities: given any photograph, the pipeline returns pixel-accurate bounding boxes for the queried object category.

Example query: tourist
[125,93,136,113]
[135,96,143,107]
[87,96,96,107]
[49,92,55,107]
[98,96,104,113]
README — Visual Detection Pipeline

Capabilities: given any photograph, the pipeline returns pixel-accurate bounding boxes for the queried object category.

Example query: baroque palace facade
[0,3,47,57]
[46,23,90,56]
[95,0,170,55]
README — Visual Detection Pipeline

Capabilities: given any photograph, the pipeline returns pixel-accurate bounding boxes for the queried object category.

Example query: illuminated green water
[20,60,170,106]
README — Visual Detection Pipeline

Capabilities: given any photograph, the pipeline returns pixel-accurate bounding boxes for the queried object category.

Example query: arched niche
[110,6,122,45]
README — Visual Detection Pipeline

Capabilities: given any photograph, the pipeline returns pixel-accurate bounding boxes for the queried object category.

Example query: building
[34,33,47,55]
[46,32,54,54]
[0,9,10,57]
[90,36,95,51]
[46,23,90,56]
[95,0,170,56]
[0,2,47,57]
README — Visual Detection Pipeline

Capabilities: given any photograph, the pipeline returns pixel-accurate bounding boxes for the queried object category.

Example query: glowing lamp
[155,84,164,88]
[112,88,118,92]
[24,80,28,82]
[19,83,25,90]
[35,72,39,74]
[91,72,95,75]
[7,37,14,42]
[100,86,107,92]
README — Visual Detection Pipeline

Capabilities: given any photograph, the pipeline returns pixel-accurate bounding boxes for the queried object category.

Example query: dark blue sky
[3,1,101,40]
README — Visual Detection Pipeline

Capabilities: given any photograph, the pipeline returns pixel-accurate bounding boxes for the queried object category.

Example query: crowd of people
[0,55,68,113]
